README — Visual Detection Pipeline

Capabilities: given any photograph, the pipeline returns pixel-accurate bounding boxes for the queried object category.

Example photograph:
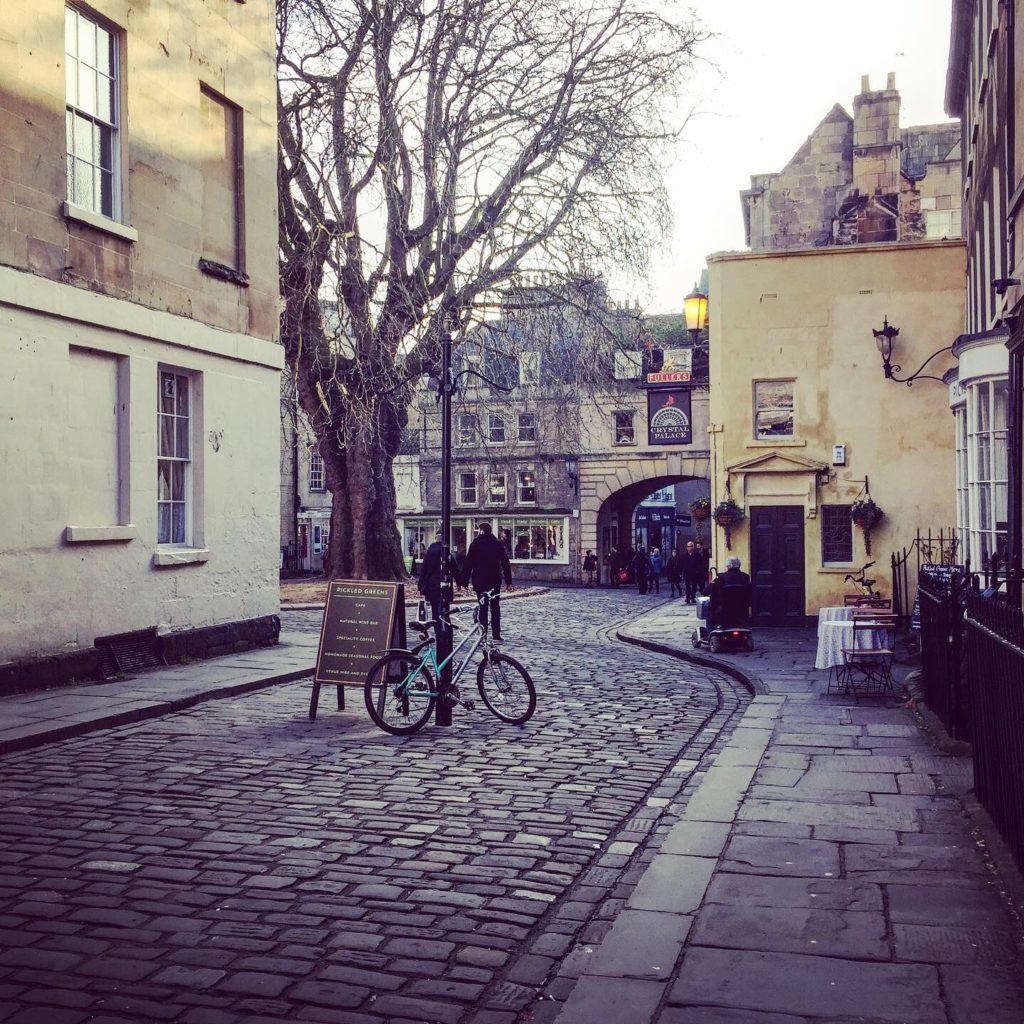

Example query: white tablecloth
[814,621,886,670]
[817,605,854,636]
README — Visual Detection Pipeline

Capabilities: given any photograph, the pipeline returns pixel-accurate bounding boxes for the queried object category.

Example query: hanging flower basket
[851,498,884,554]
[689,497,712,521]
[713,498,745,550]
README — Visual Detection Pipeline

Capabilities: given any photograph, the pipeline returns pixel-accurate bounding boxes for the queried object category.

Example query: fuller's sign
[645,347,692,385]
[647,388,692,445]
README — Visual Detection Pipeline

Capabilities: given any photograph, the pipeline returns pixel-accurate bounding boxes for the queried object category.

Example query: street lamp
[871,316,951,387]
[683,283,708,344]
[566,458,579,494]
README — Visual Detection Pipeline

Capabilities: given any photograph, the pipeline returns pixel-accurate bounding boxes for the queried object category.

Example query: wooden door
[749,505,805,624]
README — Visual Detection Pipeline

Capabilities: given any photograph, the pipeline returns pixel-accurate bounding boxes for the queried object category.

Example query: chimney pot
[861,74,870,92]
[887,72,896,90]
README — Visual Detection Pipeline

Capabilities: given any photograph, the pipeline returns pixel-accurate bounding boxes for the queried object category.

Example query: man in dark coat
[695,541,711,594]
[461,523,514,642]
[708,556,752,631]
[682,541,703,602]
[417,532,458,624]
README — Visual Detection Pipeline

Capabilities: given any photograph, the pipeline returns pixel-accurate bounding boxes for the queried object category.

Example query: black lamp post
[871,316,951,386]
[683,283,708,344]
[436,328,456,727]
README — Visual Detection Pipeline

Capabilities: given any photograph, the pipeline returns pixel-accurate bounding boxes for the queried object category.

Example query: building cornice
[707,238,966,266]
[945,0,975,116]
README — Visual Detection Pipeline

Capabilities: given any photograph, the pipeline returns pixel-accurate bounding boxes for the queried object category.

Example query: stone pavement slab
[550,600,1024,1024]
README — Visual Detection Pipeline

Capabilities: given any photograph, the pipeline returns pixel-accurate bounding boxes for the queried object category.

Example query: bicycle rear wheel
[364,652,436,735]
[476,651,536,724]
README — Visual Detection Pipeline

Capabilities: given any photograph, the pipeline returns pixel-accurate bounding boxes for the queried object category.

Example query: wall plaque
[310,580,406,719]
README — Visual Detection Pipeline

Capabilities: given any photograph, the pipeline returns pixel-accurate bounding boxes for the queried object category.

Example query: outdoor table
[814,620,885,670]
[817,605,854,636]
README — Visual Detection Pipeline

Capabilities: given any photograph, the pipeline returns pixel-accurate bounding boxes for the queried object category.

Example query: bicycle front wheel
[476,651,536,725]
[364,652,436,735]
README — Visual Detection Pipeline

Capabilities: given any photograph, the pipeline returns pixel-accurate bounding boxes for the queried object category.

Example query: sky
[639,0,955,314]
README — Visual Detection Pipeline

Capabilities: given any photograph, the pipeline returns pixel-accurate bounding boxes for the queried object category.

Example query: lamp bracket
[886,345,953,387]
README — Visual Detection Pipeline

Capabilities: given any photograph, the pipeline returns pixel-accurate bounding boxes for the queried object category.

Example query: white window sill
[153,547,210,567]
[63,202,139,243]
[747,438,807,448]
[819,565,858,573]
[65,524,137,543]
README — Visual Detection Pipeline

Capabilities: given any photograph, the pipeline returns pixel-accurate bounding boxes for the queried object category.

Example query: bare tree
[277,0,706,579]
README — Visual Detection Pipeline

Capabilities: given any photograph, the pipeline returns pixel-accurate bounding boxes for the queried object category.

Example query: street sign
[311,580,406,719]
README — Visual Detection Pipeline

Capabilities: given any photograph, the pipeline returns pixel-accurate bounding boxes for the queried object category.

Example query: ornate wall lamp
[683,284,709,344]
[871,316,951,386]
[566,458,579,494]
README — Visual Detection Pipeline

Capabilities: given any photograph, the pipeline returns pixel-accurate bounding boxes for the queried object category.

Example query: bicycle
[363,590,536,735]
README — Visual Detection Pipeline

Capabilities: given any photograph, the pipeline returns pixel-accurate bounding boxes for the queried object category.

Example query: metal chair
[836,617,897,699]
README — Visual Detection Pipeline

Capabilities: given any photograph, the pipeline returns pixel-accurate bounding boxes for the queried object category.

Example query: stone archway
[578,452,711,570]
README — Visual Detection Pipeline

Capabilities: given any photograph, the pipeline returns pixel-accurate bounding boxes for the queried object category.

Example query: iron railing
[890,528,960,621]
[964,587,1024,870]
[917,567,970,740]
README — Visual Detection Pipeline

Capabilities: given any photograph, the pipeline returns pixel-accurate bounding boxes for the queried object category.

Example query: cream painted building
[707,241,965,621]
[0,1,282,686]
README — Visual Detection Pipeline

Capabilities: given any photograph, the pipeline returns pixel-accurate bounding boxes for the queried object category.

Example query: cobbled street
[0,590,748,1024]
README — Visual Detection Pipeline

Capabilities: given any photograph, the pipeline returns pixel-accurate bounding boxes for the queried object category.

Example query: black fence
[917,567,970,740]
[964,587,1024,870]
[890,528,960,621]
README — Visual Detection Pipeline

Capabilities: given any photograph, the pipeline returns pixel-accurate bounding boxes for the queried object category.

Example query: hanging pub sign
[310,579,406,720]
[646,347,692,385]
[647,388,692,445]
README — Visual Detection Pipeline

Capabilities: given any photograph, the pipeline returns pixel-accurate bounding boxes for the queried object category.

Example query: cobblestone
[0,590,745,1022]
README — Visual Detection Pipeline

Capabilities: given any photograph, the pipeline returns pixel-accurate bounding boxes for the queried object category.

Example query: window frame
[65,4,122,222]
[966,378,1009,568]
[199,83,246,275]
[820,504,854,566]
[517,411,536,444]
[516,468,537,506]
[487,471,507,506]
[753,378,796,439]
[309,450,326,492]
[456,470,478,507]
[613,410,636,446]
[519,352,540,386]
[157,369,193,546]
[456,412,478,448]
[487,412,507,445]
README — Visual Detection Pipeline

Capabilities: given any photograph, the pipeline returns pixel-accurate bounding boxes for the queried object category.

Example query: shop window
[517,470,536,505]
[821,505,853,564]
[498,516,566,561]
[754,379,795,438]
[517,412,536,444]
[967,379,1008,567]
[457,471,477,506]
[613,411,635,445]
[487,413,506,444]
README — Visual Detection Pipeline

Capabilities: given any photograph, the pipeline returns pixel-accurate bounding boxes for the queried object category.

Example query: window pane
[72,115,92,161]
[78,14,96,67]
[96,26,114,76]
[161,373,176,414]
[176,377,190,415]
[158,502,171,544]
[158,461,171,500]
[171,462,186,501]
[976,433,991,479]
[821,505,853,563]
[73,159,94,209]
[176,416,190,459]
[171,502,186,543]
[98,166,114,218]
[96,74,113,124]
[994,382,1008,430]
[78,63,96,116]
[974,381,990,431]
[979,485,991,529]
[451,524,467,555]
[66,7,78,57]
[159,415,174,457]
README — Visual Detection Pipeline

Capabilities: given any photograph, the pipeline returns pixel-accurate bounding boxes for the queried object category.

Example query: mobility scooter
[690,572,754,654]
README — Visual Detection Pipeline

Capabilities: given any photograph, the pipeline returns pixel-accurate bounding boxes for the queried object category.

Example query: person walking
[418,531,458,624]
[582,549,598,588]
[461,522,514,642]
[631,546,652,595]
[665,548,683,598]
[682,540,704,603]
[649,547,663,594]
[695,541,711,595]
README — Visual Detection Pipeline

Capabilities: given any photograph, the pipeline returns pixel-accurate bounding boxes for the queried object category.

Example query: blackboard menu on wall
[314,580,405,687]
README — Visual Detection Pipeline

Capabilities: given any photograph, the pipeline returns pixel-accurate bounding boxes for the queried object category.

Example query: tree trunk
[322,404,408,582]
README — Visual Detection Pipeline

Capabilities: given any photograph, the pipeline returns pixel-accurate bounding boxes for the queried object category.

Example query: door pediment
[726,451,828,516]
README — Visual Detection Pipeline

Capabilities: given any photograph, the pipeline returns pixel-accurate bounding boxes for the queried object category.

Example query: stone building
[398,284,711,584]
[944,0,1021,583]
[710,76,964,621]
[742,75,961,252]
[0,1,282,687]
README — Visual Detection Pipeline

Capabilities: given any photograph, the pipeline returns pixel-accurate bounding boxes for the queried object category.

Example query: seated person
[708,556,752,632]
